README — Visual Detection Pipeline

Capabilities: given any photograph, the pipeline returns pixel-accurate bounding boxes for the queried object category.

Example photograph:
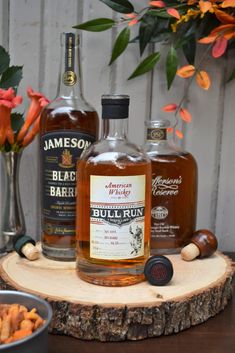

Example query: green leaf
[182,34,196,65]
[109,27,130,65]
[73,18,115,32]
[0,66,23,90]
[0,46,10,74]
[99,0,134,14]
[150,31,171,43]
[166,46,178,89]
[147,10,171,19]
[139,15,156,55]
[150,17,171,43]
[198,12,220,38]
[227,68,235,83]
[128,52,160,80]
[11,113,24,134]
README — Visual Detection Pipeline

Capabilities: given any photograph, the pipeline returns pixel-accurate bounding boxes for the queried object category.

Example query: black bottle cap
[102,94,129,119]
[144,255,174,286]
[14,235,36,258]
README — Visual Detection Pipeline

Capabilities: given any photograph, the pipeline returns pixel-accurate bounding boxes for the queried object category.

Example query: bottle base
[77,258,145,286]
[42,244,75,261]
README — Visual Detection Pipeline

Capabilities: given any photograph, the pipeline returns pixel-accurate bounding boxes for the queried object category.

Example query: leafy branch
[74,0,235,137]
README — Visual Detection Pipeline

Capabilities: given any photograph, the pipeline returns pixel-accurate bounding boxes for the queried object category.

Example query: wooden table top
[48,252,235,353]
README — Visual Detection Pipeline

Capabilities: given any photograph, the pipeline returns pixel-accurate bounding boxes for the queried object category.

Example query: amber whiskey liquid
[76,160,151,286]
[145,120,197,254]
[40,108,99,260]
[76,95,151,286]
[150,152,197,253]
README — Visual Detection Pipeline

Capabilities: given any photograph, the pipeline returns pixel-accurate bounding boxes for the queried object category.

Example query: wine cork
[14,235,40,261]
[181,243,200,261]
[21,243,40,261]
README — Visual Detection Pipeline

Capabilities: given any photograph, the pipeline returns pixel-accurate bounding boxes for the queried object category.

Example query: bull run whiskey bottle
[76,95,151,286]
[40,33,99,261]
[144,119,197,254]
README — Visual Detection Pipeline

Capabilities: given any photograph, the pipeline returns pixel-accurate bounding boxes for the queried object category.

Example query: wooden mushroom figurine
[181,229,218,261]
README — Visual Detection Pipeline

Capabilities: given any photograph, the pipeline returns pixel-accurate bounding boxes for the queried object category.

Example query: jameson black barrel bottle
[40,32,99,261]
[144,119,197,254]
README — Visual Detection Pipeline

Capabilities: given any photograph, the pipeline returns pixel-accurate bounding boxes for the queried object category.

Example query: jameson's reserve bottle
[76,95,151,286]
[144,119,197,254]
[40,33,99,261]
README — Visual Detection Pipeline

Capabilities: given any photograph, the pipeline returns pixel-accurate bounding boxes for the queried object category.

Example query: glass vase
[0,151,26,253]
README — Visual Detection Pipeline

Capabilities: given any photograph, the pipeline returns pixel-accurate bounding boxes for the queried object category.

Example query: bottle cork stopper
[21,243,40,261]
[181,243,200,261]
[14,235,40,261]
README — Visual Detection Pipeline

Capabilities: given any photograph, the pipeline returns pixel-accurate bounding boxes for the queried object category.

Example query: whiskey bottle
[76,95,151,286]
[40,33,99,261]
[144,119,197,254]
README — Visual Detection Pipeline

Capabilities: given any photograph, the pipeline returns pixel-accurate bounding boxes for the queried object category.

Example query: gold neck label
[147,128,166,141]
[63,33,77,86]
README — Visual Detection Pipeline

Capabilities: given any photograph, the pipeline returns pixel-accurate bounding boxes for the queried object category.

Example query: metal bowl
[0,290,52,353]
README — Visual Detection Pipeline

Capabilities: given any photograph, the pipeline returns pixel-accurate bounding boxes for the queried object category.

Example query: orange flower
[0,88,23,146]
[177,65,196,78]
[167,8,180,19]
[199,22,235,58]
[128,19,138,26]
[162,103,178,112]
[199,0,212,13]
[199,23,235,43]
[17,87,47,142]
[221,0,235,8]
[211,23,235,39]
[167,127,174,133]
[212,36,228,57]
[214,9,235,24]
[149,1,166,8]
[125,13,136,19]
[175,129,184,139]
[179,108,192,122]
[21,97,50,147]
[196,71,211,90]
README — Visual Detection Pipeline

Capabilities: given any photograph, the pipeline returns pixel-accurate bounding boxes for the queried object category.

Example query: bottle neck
[57,33,83,99]
[102,118,128,140]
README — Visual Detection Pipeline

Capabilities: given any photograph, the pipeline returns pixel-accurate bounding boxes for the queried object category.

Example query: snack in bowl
[0,290,52,353]
[0,304,45,344]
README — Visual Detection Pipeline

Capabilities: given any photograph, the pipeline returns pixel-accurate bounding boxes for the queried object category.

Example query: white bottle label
[90,175,146,260]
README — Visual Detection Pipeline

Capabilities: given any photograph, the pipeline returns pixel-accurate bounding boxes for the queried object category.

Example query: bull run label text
[41,131,95,236]
[90,175,146,260]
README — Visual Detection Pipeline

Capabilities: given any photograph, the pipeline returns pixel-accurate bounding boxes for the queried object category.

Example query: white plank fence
[0,0,234,251]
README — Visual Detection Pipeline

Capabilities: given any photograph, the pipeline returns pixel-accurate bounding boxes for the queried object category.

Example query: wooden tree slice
[0,250,233,341]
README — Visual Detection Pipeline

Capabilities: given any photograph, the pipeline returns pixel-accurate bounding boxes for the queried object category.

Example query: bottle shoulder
[145,142,197,164]
[46,95,96,112]
[81,139,150,165]
[148,151,196,163]
[144,140,182,155]
[40,106,99,137]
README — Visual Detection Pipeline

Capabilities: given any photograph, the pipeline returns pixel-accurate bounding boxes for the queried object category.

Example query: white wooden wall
[0,0,234,251]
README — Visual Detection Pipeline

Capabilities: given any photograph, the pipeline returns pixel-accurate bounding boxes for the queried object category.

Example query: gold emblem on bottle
[147,128,166,141]
[63,71,77,86]
[59,149,74,168]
